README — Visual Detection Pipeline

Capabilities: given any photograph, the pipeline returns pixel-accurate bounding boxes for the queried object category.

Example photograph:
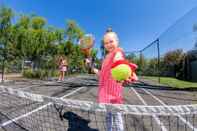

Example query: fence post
[0,43,5,83]
[156,38,160,83]
[1,56,4,83]
[139,50,143,76]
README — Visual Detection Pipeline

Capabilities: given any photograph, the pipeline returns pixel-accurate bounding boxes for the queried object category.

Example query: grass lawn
[142,76,197,89]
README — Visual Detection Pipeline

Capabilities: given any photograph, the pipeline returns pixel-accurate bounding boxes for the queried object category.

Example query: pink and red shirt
[98,48,124,104]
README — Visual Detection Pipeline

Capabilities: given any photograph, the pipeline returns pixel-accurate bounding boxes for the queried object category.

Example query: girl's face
[103,33,118,52]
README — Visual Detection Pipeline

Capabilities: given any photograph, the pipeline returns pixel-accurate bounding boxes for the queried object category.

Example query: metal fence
[125,6,197,87]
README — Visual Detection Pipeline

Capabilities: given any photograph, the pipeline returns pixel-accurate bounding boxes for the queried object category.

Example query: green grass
[142,76,197,89]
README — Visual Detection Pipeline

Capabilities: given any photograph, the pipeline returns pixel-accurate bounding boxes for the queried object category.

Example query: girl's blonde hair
[103,31,119,44]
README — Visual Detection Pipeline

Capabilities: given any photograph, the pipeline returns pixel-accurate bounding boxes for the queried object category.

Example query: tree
[64,20,89,73]
[193,23,197,49]
[162,49,185,77]
[144,58,158,76]
[31,16,46,30]
[0,6,14,75]
[65,20,84,43]
[163,49,185,66]
[13,15,48,69]
[0,6,99,77]
[0,6,14,53]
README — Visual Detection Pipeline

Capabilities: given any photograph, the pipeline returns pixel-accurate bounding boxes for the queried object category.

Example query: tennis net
[0,86,197,131]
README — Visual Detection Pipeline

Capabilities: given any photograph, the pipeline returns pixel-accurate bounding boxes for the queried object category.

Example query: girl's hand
[117,78,131,86]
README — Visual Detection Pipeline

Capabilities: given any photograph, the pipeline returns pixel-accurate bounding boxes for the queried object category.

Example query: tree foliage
[0,6,98,78]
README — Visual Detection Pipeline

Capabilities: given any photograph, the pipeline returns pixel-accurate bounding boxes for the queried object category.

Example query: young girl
[58,56,68,81]
[90,30,137,131]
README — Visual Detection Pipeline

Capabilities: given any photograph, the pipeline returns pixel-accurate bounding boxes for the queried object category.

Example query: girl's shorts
[60,66,67,72]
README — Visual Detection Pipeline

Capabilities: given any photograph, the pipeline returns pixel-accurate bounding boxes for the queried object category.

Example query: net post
[156,38,160,83]
[192,114,195,131]
[151,115,154,131]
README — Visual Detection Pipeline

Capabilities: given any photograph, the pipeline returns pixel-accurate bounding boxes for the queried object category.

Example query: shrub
[23,69,58,79]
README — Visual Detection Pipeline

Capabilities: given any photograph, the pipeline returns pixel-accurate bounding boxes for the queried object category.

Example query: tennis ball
[111,64,132,81]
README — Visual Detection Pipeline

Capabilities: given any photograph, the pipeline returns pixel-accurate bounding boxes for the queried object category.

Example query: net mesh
[0,86,197,131]
[125,6,197,85]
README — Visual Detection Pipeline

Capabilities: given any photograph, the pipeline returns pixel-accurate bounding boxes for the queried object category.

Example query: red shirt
[98,48,124,104]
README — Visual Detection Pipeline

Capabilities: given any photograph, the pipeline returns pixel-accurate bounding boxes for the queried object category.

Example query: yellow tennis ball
[111,64,132,81]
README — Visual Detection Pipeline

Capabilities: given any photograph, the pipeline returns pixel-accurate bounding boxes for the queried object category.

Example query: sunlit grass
[143,76,197,89]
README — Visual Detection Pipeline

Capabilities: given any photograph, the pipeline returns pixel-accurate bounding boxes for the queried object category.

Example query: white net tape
[1,86,197,116]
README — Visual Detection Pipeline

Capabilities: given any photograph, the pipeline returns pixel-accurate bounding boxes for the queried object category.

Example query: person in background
[58,56,68,81]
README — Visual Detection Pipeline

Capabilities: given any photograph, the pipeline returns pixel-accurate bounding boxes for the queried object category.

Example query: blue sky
[1,0,197,56]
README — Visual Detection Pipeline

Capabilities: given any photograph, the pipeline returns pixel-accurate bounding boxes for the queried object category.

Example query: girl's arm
[62,60,68,66]
[113,51,124,62]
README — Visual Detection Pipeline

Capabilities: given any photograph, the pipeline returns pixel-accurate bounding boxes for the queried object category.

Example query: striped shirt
[98,48,124,104]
